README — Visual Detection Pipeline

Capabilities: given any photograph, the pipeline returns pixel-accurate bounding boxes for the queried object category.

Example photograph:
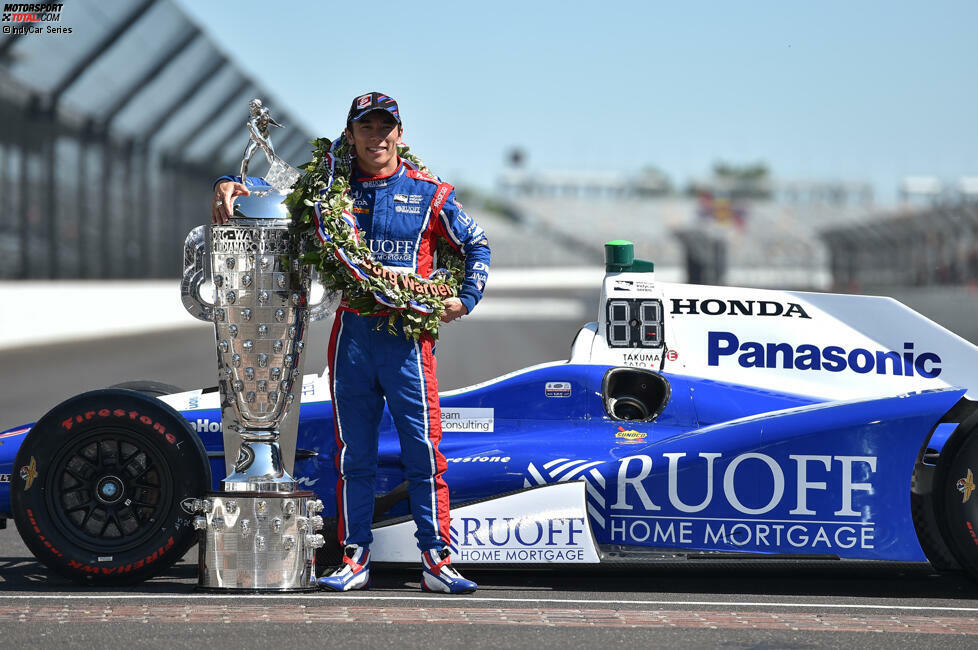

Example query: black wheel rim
[44,428,173,554]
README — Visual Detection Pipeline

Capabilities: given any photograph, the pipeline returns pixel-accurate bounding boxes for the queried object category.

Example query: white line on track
[2,594,978,612]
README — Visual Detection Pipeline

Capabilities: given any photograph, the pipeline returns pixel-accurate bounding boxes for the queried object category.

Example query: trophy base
[195,491,325,593]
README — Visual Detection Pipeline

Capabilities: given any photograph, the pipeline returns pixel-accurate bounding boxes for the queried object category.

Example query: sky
[173,0,977,200]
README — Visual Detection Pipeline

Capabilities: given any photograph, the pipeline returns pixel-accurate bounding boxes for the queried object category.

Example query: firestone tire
[934,425,978,580]
[11,389,210,586]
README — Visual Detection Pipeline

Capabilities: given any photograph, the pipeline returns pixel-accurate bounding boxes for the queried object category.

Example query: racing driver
[211,92,490,594]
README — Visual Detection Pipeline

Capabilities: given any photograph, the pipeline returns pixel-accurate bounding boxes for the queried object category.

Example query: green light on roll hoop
[604,240,655,273]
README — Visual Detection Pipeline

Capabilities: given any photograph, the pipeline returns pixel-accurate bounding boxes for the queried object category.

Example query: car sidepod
[575,387,965,562]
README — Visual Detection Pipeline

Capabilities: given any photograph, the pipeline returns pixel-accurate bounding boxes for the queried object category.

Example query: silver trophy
[180,99,335,592]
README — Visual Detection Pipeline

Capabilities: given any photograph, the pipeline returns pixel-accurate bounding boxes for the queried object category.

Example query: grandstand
[823,202,978,290]
[0,0,315,280]
[493,170,878,289]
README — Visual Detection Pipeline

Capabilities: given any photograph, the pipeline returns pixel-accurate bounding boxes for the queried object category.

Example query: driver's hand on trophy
[441,297,468,323]
[211,181,250,225]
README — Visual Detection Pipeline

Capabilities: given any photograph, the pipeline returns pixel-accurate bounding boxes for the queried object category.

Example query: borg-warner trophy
[180,99,335,592]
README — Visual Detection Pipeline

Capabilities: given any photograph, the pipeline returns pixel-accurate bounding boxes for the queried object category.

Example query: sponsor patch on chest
[392,193,424,204]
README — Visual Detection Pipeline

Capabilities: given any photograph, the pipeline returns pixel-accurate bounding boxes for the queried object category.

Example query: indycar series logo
[707,332,942,378]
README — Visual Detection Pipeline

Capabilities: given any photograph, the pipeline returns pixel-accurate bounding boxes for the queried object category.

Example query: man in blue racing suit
[212,92,490,594]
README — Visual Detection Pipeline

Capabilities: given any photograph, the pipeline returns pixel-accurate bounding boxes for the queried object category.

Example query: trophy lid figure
[241,99,281,173]
[239,99,298,193]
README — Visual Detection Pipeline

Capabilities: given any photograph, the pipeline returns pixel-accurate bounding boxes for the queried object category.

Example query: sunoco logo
[616,426,646,443]
[672,298,811,319]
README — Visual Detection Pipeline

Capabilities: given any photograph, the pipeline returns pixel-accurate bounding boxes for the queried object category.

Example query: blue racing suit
[218,159,490,552]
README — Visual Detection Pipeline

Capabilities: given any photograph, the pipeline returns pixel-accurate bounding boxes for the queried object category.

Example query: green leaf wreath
[286,135,464,340]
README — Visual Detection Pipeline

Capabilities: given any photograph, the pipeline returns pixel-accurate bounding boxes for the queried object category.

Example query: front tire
[11,389,210,585]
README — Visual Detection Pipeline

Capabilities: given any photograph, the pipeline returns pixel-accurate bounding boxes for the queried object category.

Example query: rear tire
[933,425,978,579]
[11,389,210,585]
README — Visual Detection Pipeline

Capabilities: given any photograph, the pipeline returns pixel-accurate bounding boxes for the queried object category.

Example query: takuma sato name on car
[609,452,878,551]
[707,332,942,378]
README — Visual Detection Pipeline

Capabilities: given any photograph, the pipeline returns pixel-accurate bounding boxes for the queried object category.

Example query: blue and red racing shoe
[421,548,478,594]
[318,545,370,592]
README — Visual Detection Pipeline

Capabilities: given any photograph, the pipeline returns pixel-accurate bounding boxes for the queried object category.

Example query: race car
[3,241,978,586]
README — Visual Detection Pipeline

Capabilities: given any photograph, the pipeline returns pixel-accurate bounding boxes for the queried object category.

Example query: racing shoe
[317,545,370,591]
[421,548,477,594]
